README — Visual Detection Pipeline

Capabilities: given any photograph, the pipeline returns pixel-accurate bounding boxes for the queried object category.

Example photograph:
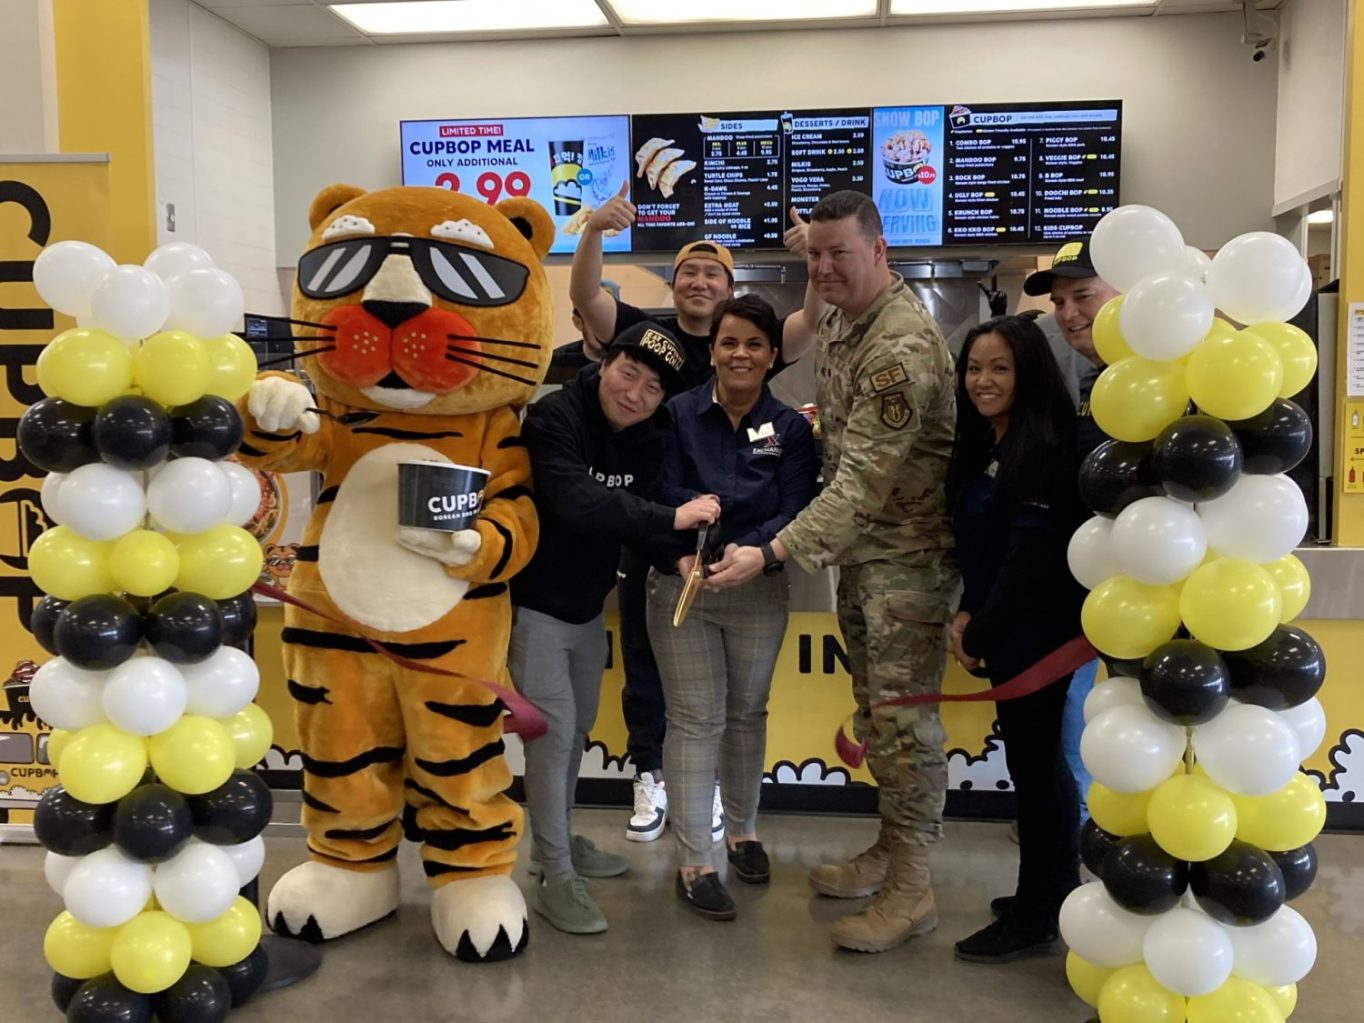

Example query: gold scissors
[672,522,709,628]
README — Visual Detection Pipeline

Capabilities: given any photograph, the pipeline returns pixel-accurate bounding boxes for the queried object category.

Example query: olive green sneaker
[534,871,607,935]
[569,835,629,878]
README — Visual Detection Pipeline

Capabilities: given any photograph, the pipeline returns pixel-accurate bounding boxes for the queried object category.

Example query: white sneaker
[711,781,724,842]
[627,772,667,842]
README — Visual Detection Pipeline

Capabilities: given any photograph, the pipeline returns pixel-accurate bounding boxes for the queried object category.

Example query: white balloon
[29,658,107,730]
[102,657,187,737]
[88,265,171,343]
[165,268,245,338]
[153,841,240,923]
[146,457,231,533]
[40,472,65,526]
[1081,704,1187,793]
[1193,702,1301,796]
[1083,676,1144,724]
[1059,882,1152,968]
[1277,698,1326,761]
[33,241,116,318]
[219,461,263,527]
[53,463,146,541]
[1118,271,1214,361]
[180,646,260,718]
[44,851,83,896]
[1111,496,1207,585]
[217,836,266,887]
[1197,474,1308,563]
[1227,906,1316,986]
[1205,232,1311,325]
[1068,515,1121,590]
[1089,205,1186,292]
[62,846,154,928]
[1183,246,1212,281]
[144,242,214,282]
[1141,906,1233,997]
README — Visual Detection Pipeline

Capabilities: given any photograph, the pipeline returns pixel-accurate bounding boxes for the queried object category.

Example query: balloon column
[22,241,273,1022]
[1063,207,1324,1023]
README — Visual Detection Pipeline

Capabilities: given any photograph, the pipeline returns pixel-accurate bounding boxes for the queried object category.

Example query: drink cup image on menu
[549,139,584,215]
[583,136,622,206]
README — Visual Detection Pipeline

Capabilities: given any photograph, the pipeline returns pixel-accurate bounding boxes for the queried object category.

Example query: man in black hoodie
[509,322,719,936]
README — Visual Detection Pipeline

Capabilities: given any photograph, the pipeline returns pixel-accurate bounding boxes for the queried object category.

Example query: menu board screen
[871,106,946,248]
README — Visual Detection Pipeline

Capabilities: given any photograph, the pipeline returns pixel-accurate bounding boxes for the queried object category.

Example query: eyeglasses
[297,235,529,307]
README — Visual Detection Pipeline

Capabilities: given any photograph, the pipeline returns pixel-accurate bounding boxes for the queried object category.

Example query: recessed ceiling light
[890,0,1153,15]
[329,1,609,35]
[1307,210,1334,225]
[608,0,878,25]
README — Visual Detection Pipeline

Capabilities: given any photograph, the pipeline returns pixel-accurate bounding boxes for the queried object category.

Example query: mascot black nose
[363,300,428,328]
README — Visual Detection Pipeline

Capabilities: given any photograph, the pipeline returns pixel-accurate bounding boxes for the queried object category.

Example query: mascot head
[293,185,555,414]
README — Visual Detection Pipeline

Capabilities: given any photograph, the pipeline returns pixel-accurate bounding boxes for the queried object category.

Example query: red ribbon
[251,580,547,741]
[834,635,1098,769]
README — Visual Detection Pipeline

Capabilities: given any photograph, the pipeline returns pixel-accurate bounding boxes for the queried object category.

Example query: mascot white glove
[248,377,321,434]
[395,526,483,567]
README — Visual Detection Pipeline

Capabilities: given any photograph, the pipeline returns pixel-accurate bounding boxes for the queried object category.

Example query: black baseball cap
[608,321,687,395]
[1024,238,1099,296]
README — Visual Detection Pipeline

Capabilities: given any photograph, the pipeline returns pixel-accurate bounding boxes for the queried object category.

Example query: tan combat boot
[829,835,938,953]
[808,827,891,899]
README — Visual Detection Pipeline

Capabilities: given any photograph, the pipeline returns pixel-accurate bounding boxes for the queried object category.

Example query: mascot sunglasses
[298,235,529,307]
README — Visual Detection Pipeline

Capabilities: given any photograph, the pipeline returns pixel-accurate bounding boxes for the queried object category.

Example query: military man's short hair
[810,190,882,243]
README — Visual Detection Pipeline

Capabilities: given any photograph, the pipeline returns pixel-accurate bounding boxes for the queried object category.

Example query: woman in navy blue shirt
[646,295,818,920]
[946,315,1086,963]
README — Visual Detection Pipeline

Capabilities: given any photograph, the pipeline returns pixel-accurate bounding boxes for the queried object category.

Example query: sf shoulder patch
[880,392,911,430]
[866,362,909,394]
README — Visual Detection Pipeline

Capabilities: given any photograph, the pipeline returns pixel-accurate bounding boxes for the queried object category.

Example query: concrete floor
[2,812,1361,1023]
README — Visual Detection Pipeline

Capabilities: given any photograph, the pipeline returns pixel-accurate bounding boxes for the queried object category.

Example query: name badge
[746,422,775,442]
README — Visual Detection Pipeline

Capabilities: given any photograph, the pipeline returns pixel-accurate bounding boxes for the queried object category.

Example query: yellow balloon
[148,716,236,795]
[1263,554,1311,623]
[203,334,258,402]
[46,727,71,769]
[1097,965,1187,1023]
[1082,576,1181,660]
[175,525,263,599]
[110,910,192,994]
[44,911,118,979]
[1205,318,1237,342]
[1246,322,1318,399]
[1093,295,1135,365]
[221,703,273,769]
[132,331,212,407]
[27,525,115,601]
[1179,559,1282,651]
[1067,951,1115,1008]
[60,723,149,804]
[185,897,262,967]
[1090,357,1191,443]
[1263,984,1297,1018]
[1147,773,1237,861]
[1233,774,1326,851]
[109,529,181,597]
[1089,781,1154,836]
[1186,331,1283,421]
[1187,977,1285,1023]
[36,328,134,405]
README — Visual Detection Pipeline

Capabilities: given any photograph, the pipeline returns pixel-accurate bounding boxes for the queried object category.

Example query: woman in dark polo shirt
[646,295,818,920]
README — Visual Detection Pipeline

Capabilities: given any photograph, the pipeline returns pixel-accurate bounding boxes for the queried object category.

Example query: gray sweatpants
[646,569,789,868]
[507,605,608,877]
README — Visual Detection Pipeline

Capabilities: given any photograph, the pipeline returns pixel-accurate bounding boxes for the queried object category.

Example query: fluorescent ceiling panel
[1307,210,1334,225]
[890,0,1153,15]
[329,1,609,34]
[608,0,878,25]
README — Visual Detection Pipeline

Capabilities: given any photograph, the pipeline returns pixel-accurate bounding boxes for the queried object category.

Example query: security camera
[1250,38,1276,62]
[1240,1,1276,63]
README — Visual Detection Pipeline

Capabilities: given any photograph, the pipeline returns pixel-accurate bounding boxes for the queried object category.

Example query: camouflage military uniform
[778,273,959,847]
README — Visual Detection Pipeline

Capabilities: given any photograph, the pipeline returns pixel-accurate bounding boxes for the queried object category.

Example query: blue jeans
[1061,659,1098,821]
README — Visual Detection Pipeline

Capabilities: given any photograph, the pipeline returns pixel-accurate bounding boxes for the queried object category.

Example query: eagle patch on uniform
[867,363,909,394]
[880,393,911,429]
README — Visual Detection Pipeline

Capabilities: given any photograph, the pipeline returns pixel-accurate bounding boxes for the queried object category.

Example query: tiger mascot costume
[235,184,553,962]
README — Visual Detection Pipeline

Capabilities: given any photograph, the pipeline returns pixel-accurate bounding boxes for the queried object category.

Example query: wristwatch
[759,542,784,576]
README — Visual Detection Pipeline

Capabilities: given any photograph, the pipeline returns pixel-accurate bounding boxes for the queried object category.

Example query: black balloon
[34,786,115,856]
[1222,625,1326,710]
[1140,640,1231,725]
[1151,415,1243,503]
[1080,440,1164,517]
[92,395,172,471]
[152,966,231,1023]
[1229,399,1313,476]
[66,974,153,1023]
[1190,840,1286,925]
[114,784,193,864]
[217,593,258,648]
[145,591,224,664]
[52,973,84,1013]
[17,398,99,474]
[169,397,244,461]
[217,945,269,1008]
[53,594,143,670]
[1102,655,1146,680]
[31,595,69,656]
[189,769,272,845]
[1080,818,1122,880]
[1271,844,1318,901]
[1101,834,1189,915]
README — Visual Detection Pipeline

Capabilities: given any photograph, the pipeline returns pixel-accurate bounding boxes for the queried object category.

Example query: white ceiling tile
[205,4,371,45]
